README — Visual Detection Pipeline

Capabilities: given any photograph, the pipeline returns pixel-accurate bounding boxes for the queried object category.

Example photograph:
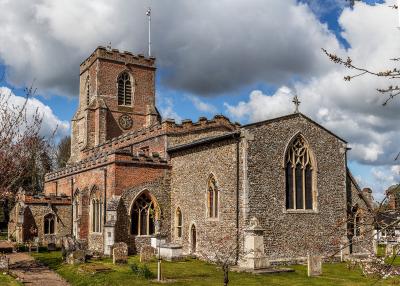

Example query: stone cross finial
[292,94,301,113]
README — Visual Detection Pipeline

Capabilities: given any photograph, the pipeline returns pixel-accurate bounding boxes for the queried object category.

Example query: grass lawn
[31,251,400,286]
[0,273,21,286]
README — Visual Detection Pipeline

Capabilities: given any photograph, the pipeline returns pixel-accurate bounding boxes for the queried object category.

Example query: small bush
[130,262,155,279]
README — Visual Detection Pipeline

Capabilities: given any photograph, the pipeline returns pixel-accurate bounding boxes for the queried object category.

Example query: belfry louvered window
[285,135,315,210]
[117,72,132,106]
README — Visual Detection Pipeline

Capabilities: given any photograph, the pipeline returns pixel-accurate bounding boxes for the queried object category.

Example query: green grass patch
[0,273,22,286]
[31,251,400,286]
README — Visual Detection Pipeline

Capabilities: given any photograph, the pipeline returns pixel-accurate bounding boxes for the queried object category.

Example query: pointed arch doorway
[190,224,196,254]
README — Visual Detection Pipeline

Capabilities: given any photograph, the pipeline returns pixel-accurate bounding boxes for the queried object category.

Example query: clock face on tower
[118,114,133,130]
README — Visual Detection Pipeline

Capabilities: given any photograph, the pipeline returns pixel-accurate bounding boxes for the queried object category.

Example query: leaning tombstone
[307,254,322,277]
[112,242,128,264]
[140,245,155,262]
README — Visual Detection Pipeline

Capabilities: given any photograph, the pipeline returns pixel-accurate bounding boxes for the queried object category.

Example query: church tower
[70,47,160,163]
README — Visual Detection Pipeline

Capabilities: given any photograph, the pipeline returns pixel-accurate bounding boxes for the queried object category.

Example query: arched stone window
[175,207,183,238]
[131,192,156,236]
[285,135,315,210]
[207,175,218,218]
[91,199,103,233]
[44,213,55,235]
[117,72,132,106]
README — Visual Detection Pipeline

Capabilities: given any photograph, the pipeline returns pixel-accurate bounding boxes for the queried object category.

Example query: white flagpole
[146,7,152,57]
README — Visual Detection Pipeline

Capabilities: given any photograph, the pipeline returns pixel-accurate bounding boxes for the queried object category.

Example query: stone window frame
[206,174,220,221]
[43,213,56,235]
[116,70,135,107]
[89,185,103,234]
[129,189,159,237]
[282,133,319,214]
[175,207,183,239]
[351,205,362,237]
[188,222,197,254]
[85,75,90,106]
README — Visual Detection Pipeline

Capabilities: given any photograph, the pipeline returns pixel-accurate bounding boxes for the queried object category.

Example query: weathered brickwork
[10,47,373,265]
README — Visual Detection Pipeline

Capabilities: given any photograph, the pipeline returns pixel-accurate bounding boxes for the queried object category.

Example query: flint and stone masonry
[8,47,372,265]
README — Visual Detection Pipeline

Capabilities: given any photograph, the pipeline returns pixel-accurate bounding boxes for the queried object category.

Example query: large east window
[285,135,315,210]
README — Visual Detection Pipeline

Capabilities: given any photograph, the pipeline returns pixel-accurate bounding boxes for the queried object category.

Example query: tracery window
[131,192,156,236]
[207,175,218,218]
[354,213,361,237]
[117,72,132,106]
[285,135,315,210]
[44,213,55,235]
[175,207,183,238]
[91,199,103,233]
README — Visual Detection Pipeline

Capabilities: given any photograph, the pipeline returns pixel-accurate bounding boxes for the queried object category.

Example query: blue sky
[0,0,399,200]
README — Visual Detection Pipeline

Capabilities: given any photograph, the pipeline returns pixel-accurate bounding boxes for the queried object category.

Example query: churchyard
[1,240,400,286]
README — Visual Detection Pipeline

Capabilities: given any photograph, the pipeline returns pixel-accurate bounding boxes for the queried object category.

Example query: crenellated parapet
[80,46,156,75]
[45,148,169,182]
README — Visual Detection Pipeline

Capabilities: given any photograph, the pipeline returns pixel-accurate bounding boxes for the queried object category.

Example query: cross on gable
[292,94,301,113]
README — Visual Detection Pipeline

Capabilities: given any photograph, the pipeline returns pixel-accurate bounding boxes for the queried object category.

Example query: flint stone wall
[244,114,348,260]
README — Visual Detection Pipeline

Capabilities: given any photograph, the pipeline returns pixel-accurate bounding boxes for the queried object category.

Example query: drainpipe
[71,177,74,236]
[235,136,240,264]
[103,168,107,224]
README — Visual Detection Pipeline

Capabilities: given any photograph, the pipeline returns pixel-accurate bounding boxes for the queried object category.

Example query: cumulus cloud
[0,87,69,139]
[157,96,182,123]
[186,95,217,114]
[0,0,340,96]
[225,1,400,168]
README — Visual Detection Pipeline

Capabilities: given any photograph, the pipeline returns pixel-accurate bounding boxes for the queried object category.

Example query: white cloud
[186,95,217,114]
[0,87,69,139]
[157,96,182,123]
[0,0,340,96]
[225,0,400,167]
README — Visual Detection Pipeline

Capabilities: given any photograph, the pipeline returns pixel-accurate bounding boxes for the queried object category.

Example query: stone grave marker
[386,244,394,257]
[140,245,155,262]
[48,243,56,251]
[307,255,322,277]
[66,250,86,265]
[112,242,128,264]
[0,254,9,271]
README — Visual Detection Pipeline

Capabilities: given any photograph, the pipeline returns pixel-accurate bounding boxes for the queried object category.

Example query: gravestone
[48,243,56,251]
[386,244,394,257]
[0,254,9,271]
[66,250,86,265]
[140,245,155,262]
[112,242,128,264]
[307,255,322,277]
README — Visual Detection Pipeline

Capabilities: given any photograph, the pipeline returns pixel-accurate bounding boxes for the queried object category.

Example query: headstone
[386,244,394,257]
[140,245,155,262]
[66,250,86,265]
[112,242,128,264]
[307,254,322,277]
[48,243,56,251]
[0,254,9,271]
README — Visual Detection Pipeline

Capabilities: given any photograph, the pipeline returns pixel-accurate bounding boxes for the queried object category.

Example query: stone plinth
[159,244,183,261]
[239,217,269,270]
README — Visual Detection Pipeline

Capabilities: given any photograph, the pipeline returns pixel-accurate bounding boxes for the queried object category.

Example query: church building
[8,47,373,264]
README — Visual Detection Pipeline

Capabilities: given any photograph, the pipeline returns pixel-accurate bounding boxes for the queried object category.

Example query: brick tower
[70,47,160,163]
